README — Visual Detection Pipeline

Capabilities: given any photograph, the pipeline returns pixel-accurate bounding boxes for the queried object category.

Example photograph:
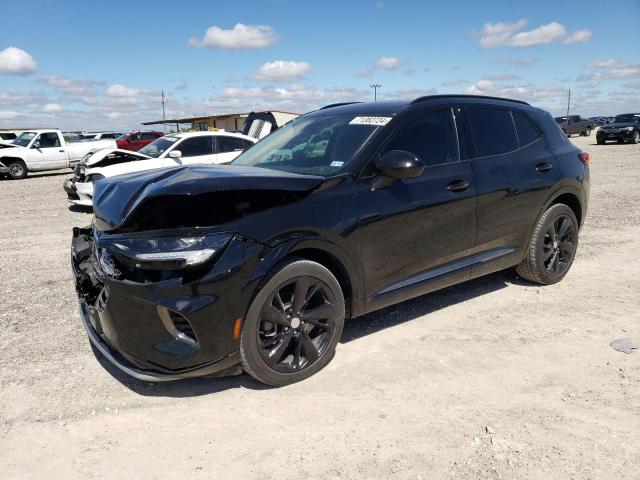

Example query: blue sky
[0,0,638,130]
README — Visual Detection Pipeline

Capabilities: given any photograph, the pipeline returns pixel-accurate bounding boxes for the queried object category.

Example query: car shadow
[96,269,526,397]
[68,204,93,214]
[26,170,72,179]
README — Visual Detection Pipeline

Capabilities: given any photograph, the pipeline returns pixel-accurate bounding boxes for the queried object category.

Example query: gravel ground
[1,135,639,479]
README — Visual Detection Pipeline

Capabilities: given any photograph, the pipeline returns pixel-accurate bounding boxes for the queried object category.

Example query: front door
[354,107,477,310]
[163,135,215,167]
[27,132,67,170]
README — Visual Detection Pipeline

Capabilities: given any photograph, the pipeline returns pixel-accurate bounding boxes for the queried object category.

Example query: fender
[245,234,366,319]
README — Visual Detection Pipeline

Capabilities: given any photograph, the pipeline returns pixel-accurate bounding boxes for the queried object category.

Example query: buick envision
[71,95,590,386]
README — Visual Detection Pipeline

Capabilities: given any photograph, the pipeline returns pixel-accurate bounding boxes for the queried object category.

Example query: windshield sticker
[349,116,392,126]
[330,161,344,167]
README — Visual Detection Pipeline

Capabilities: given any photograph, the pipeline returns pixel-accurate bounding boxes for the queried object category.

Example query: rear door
[215,135,251,163]
[466,105,560,276]
[27,132,68,169]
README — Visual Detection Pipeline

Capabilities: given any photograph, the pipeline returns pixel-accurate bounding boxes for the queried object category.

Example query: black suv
[71,95,590,386]
[596,113,640,144]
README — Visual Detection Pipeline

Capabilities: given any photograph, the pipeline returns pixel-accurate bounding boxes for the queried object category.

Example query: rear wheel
[632,131,640,144]
[6,160,27,180]
[240,259,345,386]
[516,204,579,285]
[582,127,591,137]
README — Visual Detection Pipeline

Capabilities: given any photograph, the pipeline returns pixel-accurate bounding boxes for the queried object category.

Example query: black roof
[312,95,532,117]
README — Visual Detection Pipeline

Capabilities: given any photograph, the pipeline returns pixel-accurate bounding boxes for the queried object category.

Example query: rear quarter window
[466,106,518,157]
[512,111,542,146]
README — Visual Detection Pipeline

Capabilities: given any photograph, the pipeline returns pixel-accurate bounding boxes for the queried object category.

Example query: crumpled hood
[85,148,150,167]
[93,164,325,232]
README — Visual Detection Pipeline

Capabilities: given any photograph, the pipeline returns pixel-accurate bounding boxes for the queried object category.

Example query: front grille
[605,128,621,133]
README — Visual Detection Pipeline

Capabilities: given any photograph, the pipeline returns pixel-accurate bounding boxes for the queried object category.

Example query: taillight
[579,152,590,165]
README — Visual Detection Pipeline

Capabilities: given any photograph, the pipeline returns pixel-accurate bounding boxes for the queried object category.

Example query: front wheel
[240,259,345,386]
[6,160,27,180]
[597,138,605,145]
[632,131,640,144]
[516,204,579,285]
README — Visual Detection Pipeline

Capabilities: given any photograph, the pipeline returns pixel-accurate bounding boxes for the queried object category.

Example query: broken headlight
[100,231,232,271]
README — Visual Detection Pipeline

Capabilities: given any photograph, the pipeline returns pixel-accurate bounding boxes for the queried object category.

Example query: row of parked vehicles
[69,94,591,386]
[553,113,640,144]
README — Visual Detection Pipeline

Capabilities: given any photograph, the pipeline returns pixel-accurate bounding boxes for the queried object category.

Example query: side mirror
[31,141,41,149]
[168,150,182,159]
[375,150,425,179]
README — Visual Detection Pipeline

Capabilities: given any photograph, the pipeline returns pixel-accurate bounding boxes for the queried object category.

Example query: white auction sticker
[330,161,344,167]
[349,116,392,126]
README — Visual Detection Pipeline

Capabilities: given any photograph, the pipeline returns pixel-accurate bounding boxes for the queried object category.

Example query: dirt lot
[1,134,639,479]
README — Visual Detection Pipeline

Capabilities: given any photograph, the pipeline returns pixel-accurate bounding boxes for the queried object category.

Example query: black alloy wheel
[516,203,579,285]
[542,215,576,276]
[240,259,345,386]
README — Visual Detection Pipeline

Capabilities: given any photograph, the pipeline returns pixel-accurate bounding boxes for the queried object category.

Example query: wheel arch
[548,191,583,227]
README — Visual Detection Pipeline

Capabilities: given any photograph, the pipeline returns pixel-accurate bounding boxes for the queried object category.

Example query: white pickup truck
[0,129,116,180]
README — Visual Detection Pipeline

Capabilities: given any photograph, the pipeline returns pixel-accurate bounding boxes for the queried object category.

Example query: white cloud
[580,58,640,81]
[374,56,400,70]
[477,19,590,48]
[189,23,278,50]
[497,56,538,67]
[464,79,566,101]
[0,110,24,120]
[624,79,640,89]
[563,29,592,44]
[442,79,465,86]
[0,47,37,75]
[106,84,140,98]
[482,73,522,81]
[106,112,123,119]
[42,103,62,113]
[253,60,311,82]
[38,75,103,97]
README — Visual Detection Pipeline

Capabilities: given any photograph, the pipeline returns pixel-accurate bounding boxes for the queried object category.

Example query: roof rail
[319,102,363,110]
[411,94,530,106]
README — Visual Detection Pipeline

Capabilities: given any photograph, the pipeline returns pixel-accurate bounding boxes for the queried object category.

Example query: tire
[240,258,345,386]
[597,138,605,145]
[632,131,640,144]
[516,204,579,285]
[583,127,591,137]
[5,159,27,180]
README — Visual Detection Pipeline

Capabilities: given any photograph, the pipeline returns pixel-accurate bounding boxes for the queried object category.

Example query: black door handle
[447,180,469,192]
[536,162,553,172]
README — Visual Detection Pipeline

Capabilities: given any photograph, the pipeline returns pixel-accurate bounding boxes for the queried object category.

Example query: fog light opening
[157,306,198,347]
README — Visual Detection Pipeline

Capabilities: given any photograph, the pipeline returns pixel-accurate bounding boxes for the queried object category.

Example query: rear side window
[217,136,247,153]
[178,136,213,157]
[513,111,541,146]
[384,108,459,167]
[466,106,518,157]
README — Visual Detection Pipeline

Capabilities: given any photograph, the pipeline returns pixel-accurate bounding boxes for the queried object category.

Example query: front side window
[384,108,459,167]
[217,136,247,153]
[232,114,382,176]
[467,107,518,157]
[513,111,541,146]
[37,132,61,148]
[177,136,213,157]
[14,131,37,147]
[138,136,178,157]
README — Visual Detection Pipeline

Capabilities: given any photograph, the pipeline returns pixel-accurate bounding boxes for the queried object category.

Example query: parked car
[64,131,256,206]
[71,94,590,386]
[116,131,163,151]
[588,116,609,127]
[554,115,595,137]
[596,113,640,145]
[0,131,18,141]
[79,132,123,141]
[0,130,116,179]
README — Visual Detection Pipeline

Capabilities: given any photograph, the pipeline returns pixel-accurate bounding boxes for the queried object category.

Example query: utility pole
[565,89,571,127]
[370,83,382,101]
[161,90,167,133]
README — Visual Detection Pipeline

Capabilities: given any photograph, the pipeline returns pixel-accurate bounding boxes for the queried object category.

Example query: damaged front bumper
[64,178,94,207]
[71,226,265,381]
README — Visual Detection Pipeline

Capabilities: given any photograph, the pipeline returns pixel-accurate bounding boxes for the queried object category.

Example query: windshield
[13,131,37,147]
[612,114,640,124]
[138,136,178,157]
[554,117,567,123]
[231,114,383,176]
[116,133,128,141]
